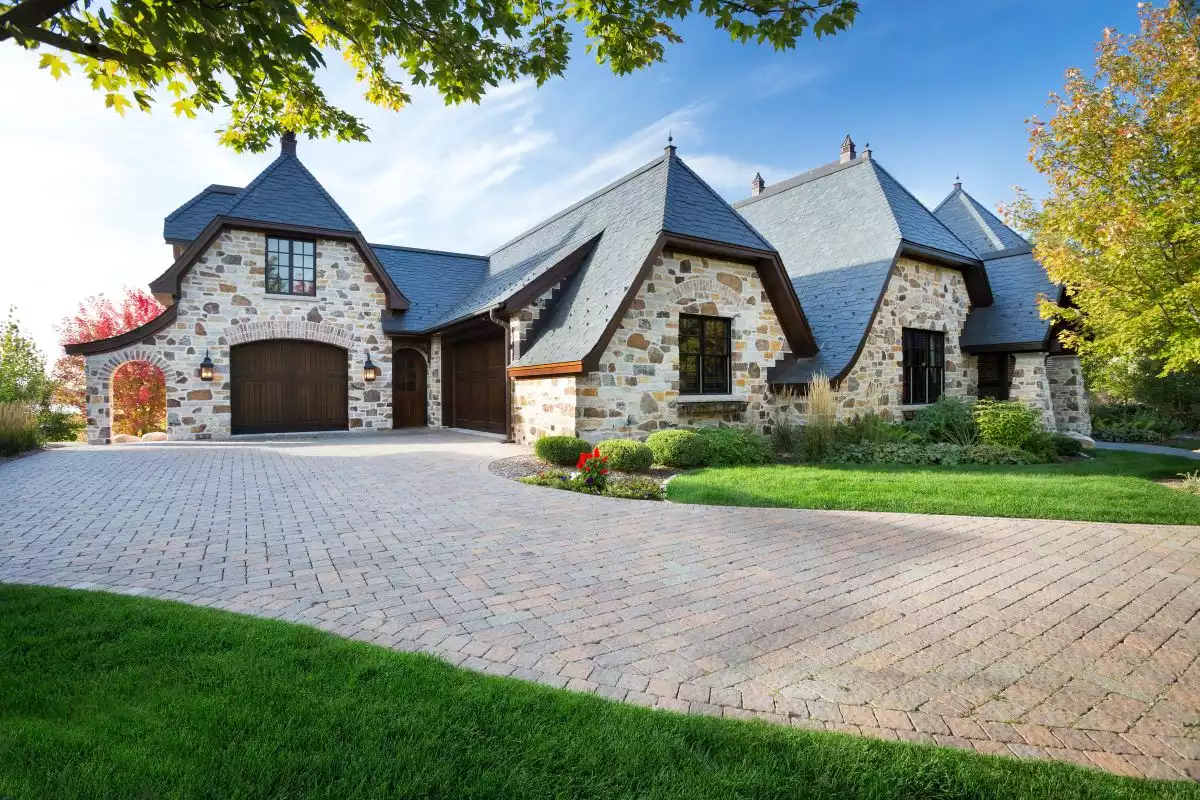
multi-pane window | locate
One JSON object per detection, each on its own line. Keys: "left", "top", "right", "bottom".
{"left": 265, "top": 237, "right": 316, "bottom": 295}
{"left": 977, "top": 352, "right": 1015, "bottom": 401}
{"left": 679, "top": 314, "right": 731, "bottom": 395}
{"left": 902, "top": 328, "right": 945, "bottom": 404}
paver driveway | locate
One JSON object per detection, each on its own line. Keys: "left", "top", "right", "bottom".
{"left": 2, "top": 432, "right": 1199, "bottom": 781}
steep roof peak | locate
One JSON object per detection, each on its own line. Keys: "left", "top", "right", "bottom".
{"left": 932, "top": 184, "right": 1028, "bottom": 257}
{"left": 222, "top": 141, "right": 360, "bottom": 233}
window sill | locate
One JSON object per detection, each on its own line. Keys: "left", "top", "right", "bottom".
{"left": 898, "top": 403, "right": 933, "bottom": 412}
{"left": 265, "top": 293, "right": 321, "bottom": 302}
{"left": 677, "top": 394, "right": 748, "bottom": 405}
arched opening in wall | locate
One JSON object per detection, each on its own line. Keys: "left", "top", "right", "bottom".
{"left": 393, "top": 348, "right": 427, "bottom": 428}
{"left": 230, "top": 340, "right": 348, "bottom": 434}
{"left": 110, "top": 361, "right": 167, "bottom": 439}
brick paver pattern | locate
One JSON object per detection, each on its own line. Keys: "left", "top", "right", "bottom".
{"left": 2, "top": 432, "right": 1199, "bottom": 781}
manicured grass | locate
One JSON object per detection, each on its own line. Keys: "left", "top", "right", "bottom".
{"left": 2, "top": 586, "right": 1194, "bottom": 799}
{"left": 667, "top": 451, "right": 1200, "bottom": 524}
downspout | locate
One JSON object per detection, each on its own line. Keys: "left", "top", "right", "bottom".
{"left": 487, "top": 306, "right": 514, "bottom": 443}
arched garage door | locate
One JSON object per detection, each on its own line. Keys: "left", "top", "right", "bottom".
{"left": 231, "top": 340, "right": 348, "bottom": 434}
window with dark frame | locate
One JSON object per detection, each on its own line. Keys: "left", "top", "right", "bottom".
{"left": 265, "top": 237, "right": 317, "bottom": 296}
{"left": 977, "top": 352, "right": 1015, "bottom": 401}
{"left": 679, "top": 314, "right": 731, "bottom": 395}
{"left": 901, "top": 328, "right": 945, "bottom": 405}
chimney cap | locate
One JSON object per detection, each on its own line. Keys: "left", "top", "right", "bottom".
{"left": 281, "top": 131, "right": 297, "bottom": 155}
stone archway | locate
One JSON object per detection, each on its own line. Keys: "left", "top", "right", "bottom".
{"left": 85, "top": 345, "right": 185, "bottom": 445}
{"left": 223, "top": 319, "right": 356, "bottom": 349}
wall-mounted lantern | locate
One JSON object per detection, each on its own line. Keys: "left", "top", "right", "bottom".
{"left": 363, "top": 352, "right": 379, "bottom": 382}
{"left": 199, "top": 351, "right": 215, "bottom": 382}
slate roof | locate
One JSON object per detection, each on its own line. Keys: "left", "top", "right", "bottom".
{"left": 370, "top": 245, "right": 490, "bottom": 332}
{"left": 735, "top": 156, "right": 979, "bottom": 383}
{"left": 163, "top": 185, "right": 240, "bottom": 243}
{"left": 933, "top": 187, "right": 1058, "bottom": 348}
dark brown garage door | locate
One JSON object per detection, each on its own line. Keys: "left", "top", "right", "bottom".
{"left": 450, "top": 334, "right": 505, "bottom": 434}
{"left": 230, "top": 340, "right": 348, "bottom": 434}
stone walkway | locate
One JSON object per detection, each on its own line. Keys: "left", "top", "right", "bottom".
{"left": 2, "top": 432, "right": 1199, "bottom": 781}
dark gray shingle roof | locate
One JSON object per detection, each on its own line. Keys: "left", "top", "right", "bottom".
{"left": 933, "top": 187, "right": 1057, "bottom": 348}
{"left": 736, "top": 156, "right": 972, "bottom": 382}
{"left": 371, "top": 245, "right": 490, "bottom": 332}
{"left": 163, "top": 185, "right": 240, "bottom": 242}
{"left": 224, "top": 153, "right": 360, "bottom": 232}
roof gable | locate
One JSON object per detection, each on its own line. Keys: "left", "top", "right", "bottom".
{"left": 933, "top": 187, "right": 1029, "bottom": 257}
{"left": 663, "top": 155, "right": 773, "bottom": 251}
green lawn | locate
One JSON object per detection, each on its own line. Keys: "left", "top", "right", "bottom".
{"left": 2, "top": 586, "right": 1194, "bottom": 799}
{"left": 1164, "top": 436, "right": 1200, "bottom": 452}
{"left": 667, "top": 451, "right": 1200, "bottom": 524}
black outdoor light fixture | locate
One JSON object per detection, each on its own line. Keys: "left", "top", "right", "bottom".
{"left": 199, "top": 350, "right": 215, "bottom": 382}
{"left": 363, "top": 352, "right": 379, "bottom": 382}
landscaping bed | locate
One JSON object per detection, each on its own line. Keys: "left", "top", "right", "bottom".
{"left": 2, "top": 584, "right": 1194, "bottom": 800}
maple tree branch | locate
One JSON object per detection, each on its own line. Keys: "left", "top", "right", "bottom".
{"left": 0, "top": 0, "right": 76, "bottom": 40}
{"left": 12, "top": 24, "right": 151, "bottom": 65}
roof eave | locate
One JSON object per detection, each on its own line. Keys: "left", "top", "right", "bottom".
{"left": 898, "top": 239, "right": 993, "bottom": 307}
{"left": 63, "top": 306, "right": 179, "bottom": 356}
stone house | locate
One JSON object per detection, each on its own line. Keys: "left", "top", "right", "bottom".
{"left": 68, "top": 133, "right": 1089, "bottom": 445}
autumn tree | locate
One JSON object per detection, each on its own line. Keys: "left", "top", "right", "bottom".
{"left": 1007, "top": 1, "right": 1200, "bottom": 389}
{"left": 56, "top": 288, "right": 167, "bottom": 436}
{"left": 0, "top": 0, "right": 857, "bottom": 152}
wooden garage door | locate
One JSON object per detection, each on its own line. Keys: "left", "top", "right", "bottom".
{"left": 230, "top": 340, "right": 348, "bottom": 434}
{"left": 451, "top": 334, "right": 505, "bottom": 434}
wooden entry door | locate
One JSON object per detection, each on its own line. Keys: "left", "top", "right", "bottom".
{"left": 451, "top": 334, "right": 505, "bottom": 434}
{"left": 392, "top": 349, "right": 426, "bottom": 428}
{"left": 230, "top": 340, "right": 348, "bottom": 434}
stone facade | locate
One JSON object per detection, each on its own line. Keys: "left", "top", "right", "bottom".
{"left": 82, "top": 228, "right": 391, "bottom": 443}
{"left": 512, "top": 377, "right": 578, "bottom": 445}
{"left": 832, "top": 257, "right": 976, "bottom": 420}
{"left": 427, "top": 334, "right": 444, "bottom": 428}
{"left": 571, "top": 249, "right": 789, "bottom": 441}
{"left": 1046, "top": 354, "right": 1090, "bottom": 434}
{"left": 1008, "top": 352, "right": 1056, "bottom": 429}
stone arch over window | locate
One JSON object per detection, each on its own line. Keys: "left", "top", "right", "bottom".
{"left": 223, "top": 319, "right": 356, "bottom": 349}
{"left": 392, "top": 343, "right": 430, "bottom": 364}
{"left": 663, "top": 278, "right": 748, "bottom": 312}
{"left": 85, "top": 345, "right": 186, "bottom": 445}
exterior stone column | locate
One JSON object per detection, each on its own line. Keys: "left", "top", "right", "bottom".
{"left": 427, "top": 335, "right": 443, "bottom": 428}
{"left": 1009, "top": 352, "right": 1056, "bottom": 430}
{"left": 1046, "top": 354, "right": 1091, "bottom": 434}
{"left": 84, "top": 345, "right": 185, "bottom": 445}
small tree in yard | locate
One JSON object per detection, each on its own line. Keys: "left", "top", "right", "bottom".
{"left": 56, "top": 288, "right": 167, "bottom": 436}
{"left": 1007, "top": 1, "right": 1200, "bottom": 384}
{"left": 0, "top": 0, "right": 858, "bottom": 152}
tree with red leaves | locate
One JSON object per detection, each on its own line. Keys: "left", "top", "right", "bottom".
{"left": 56, "top": 288, "right": 167, "bottom": 436}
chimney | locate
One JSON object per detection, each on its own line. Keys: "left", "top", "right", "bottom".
{"left": 953, "top": 174, "right": 962, "bottom": 190}
{"left": 664, "top": 131, "right": 676, "bottom": 157}
{"left": 750, "top": 172, "right": 766, "bottom": 196}
{"left": 839, "top": 134, "right": 856, "bottom": 164}
{"left": 281, "top": 131, "right": 297, "bottom": 156}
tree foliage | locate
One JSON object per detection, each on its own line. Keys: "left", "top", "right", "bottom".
{"left": 0, "top": 0, "right": 857, "bottom": 151}
{"left": 0, "top": 309, "right": 50, "bottom": 408}
{"left": 1006, "top": 1, "right": 1200, "bottom": 378}
{"left": 56, "top": 287, "right": 166, "bottom": 436}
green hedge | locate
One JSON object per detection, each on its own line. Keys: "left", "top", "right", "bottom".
{"left": 828, "top": 442, "right": 1037, "bottom": 466}
{"left": 534, "top": 436, "right": 591, "bottom": 466}
{"left": 695, "top": 426, "right": 773, "bottom": 466}
{"left": 646, "top": 429, "right": 710, "bottom": 468}
{"left": 596, "top": 439, "right": 654, "bottom": 472}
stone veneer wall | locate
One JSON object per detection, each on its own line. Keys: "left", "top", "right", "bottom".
{"left": 832, "top": 257, "right": 976, "bottom": 421}
{"left": 83, "top": 228, "right": 391, "bottom": 444}
{"left": 426, "top": 334, "right": 443, "bottom": 428}
{"left": 512, "top": 377, "right": 578, "bottom": 445}
{"left": 571, "top": 249, "right": 789, "bottom": 440}
{"left": 1046, "top": 354, "right": 1090, "bottom": 434}
{"left": 1009, "top": 352, "right": 1056, "bottom": 430}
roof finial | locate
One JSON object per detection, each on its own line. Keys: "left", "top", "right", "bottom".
{"left": 665, "top": 130, "right": 676, "bottom": 156}
{"left": 751, "top": 171, "right": 766, "bottom": 197}
{"left": 862, "top": 141, "right": 872, "bottom": 160}
{"left": 839, "top": 134, "right": 856, "bottom": 164}
{"left": 954, "top": 174, "right": 962, "bottom": 190}
{"left": 281, "top": 131, "right": 297, "bottom": 156}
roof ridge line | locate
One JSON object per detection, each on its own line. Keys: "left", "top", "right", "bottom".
{"left": 665, "top": 153, "right": 774, "bottom": 252}
{"left": 369, "top": 242, "right": 489, "bottom": 260}
{"left": 487, "top": 153, "right": 668, "bottom": 257}
{"left": 164, "top": 186, "right": 233, "bottom": 224}
{"left": 732, "top": 156, "right": 866, "bottom": 208}
{"left": 868, "top": 159, "right": 976, "bottom": 257}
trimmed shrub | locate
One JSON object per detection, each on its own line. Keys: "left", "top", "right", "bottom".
{"left": 695, "top": 426, "right": 773, "bottom": 466}
{"left": 907, "top": 397, "right": 978, "bottom": 445}
{"left": 534, "top": 435, "right": 591, "bottom": 466}
{"left": 596, "top": 439, "right": 654, "bottom": 473}
{"left": 828, "top": 441, "right": 1036, "bottom": 466}
{"left": 646, "top": 429, "right": 710, "bottom": 468}
{"left": 973, "top": 399, "right": 1042, "bottom": 448}
{"left": 604, "top": 476, "right": 665, "bottom": 500}
{"left": 1091, "top": 424, "right": 1166, "bottom": 443}
{"left": 803, "top": 373, "right": 837, "bottom": 462}
{"left": 0, "top": 402, "right": 40, "bottom": 456}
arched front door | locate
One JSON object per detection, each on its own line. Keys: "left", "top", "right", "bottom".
{"left": 230, "top": 340, "right": 348, "bottom": 434}
{"left": 393, "top": 349, "right": 427, "bottom": 428}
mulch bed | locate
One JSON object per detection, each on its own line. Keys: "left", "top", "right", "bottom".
{"left": 488, "top": 454, "right": 682, "bottom": 482}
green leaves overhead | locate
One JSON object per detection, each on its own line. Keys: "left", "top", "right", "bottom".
{"left": 0, "top": 0, "right": 857, "bottom": 151}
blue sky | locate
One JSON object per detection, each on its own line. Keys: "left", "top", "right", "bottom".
{"left": 0, "top": 0, "right": 1138, "bottom": 358}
